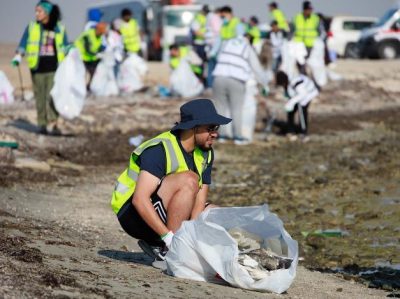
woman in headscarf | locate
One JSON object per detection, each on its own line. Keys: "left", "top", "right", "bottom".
{"left": 12, "top": 1, "right": 69, "bottom": 135}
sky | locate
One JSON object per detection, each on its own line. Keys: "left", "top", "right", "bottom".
{"left": 0, "top": 0, "right": 398, "bottom": 43}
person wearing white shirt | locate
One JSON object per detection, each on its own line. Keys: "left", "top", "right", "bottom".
{"left": 275, "top": 70, "right": 319, "bottom": 135}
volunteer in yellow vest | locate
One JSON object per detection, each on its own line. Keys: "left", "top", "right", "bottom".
{"left": 293, "top": 1, "right": 320, "bottom": 74}
{"left": 294, "top": 1, "right": 320, "bottom": 52}
{"left": 111, "top": 99, "right": 231, "bottom": 269}
{"left": 75, "top": 22, "right": 107, "bottom": 90}
{"left": 268, "top": 2, "right": 289, "bottom": 32}
{"left": 12, "top": 0, "right": 69, "bottom": 135}
{"left": 247, "top": 16, "right": 262, "bottom": 53}
{"left": 169, "top": 44, "right": 203, "bottom": 81}
{"left": 120, "top": 8, "right": 141, "bottom": 54}
{"left": 190, "top": 5, "right": 210, "bottom": 79}
{"left": 219, "top": 6, "right": 241, "bottom": 40}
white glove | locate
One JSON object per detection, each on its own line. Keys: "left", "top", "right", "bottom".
{"left": 161, "top": 231, "right": 174, "bottom": 249}
{"left": 12, "top": 54, "right": 22, "bottom": 66}
{"left": 95, "top": 52, "right": 105, "bottom": 59}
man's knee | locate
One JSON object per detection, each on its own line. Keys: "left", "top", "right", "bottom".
{"left": 179, "top": 171, "right": 200, "bottom": 194}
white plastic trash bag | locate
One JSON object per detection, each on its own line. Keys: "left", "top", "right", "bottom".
{"left": 242, "top": 79, "right": 258, "bottom": 142}
{"left": 0, "top": 70, "right": 14, "bottom": 104}
{"left": 280, "top": 41, "right": 307, "bottom": 80}
{"left": 50, "top": 49, "right": 86, "bottom": 119}
{"left": 307, "top": 39, "right": 328, "bottom": 87}
{"left": 170, "top": 59, "right": 203, "bottom": 98}
{"left": 90, "top": 52, "right": 119, "bottom": 96}
{"left": 166, "top": 205, "right": 298, "bottom": 294}
{"left": 118, "top": 53, "right": 148, "bottom": 94}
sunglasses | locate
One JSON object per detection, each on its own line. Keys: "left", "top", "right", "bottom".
{"left": 206, "top": 125, "right": 220, "bottom": 133}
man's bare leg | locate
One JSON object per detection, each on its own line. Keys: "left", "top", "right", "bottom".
{"left": 157, "top": 171, "right": 199, "bottom": 232}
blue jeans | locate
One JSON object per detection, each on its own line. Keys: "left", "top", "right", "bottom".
{"left": 207, "top": 57, "right": 217, "bottom": 88}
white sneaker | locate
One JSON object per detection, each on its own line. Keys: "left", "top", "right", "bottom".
{"left": 152, "top": 247, "right": 168, "bottom": 271}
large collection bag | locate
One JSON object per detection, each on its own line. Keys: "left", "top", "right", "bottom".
{"left": 166, "top": 205, "right": 298, "bottom": 294}
{"left": 50, "top": 49, "right": 86, "bottom": 119}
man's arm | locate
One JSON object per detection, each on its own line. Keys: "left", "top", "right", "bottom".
{"left": 190, "top": 184, "right": 209, "bottom": 219}
{"left": 132, "top": 170, "right": 170, "bottom": 237}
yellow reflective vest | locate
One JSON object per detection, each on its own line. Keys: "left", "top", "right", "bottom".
{"left": 220, "top": 17, "right": 240, "bottom": 40}
{"left": 193, "top": 13, "right": 207, "bottom": 44}
{"left": 247, "top": 26, "right": 261, "bottom": 45}
{"left": 120, "top": 19, "right": 141, "bottom": 53}
{"left": 294, "top": 13, "right": 320, "bottom": 48}
{"left": 74, "top": 28, "right": 103, "bottom": 62}
{"left": 170, "top": 46, "right": 202, "bottom": 75}
{"left": 271, "top": 9, "right": 289, "bottom": 32}
{"left": 111, "top": 131, "right": 212, "bottom": 215}
{"left": 26, "top": 21, "right": 66, "bottom": 70}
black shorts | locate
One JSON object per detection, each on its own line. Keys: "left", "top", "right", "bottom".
{"left": 117, "top": 184, "right": 167, "bottom": 247}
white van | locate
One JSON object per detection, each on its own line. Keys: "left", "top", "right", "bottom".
{"left": 358, "top": 8, "right": 400, "bottom": 59}
{"left": 327, "top": 16, "right": 376, "bottom": 58}
{"left": 161, "top": 5, "right": 202, "bottom": 62}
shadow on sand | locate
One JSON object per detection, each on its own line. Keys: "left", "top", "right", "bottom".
{"left": 97, "top": 249, "right": 152, "bottom": 266}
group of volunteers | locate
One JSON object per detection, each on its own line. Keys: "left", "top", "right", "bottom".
{"left": 10, "top": 0, "right": 324, "bottom": 269}
{"left": 12, "top": 1, "right": 142, "bottom": 135}
{"left": 169, "top": 1, "right": 322, "bottom": 144}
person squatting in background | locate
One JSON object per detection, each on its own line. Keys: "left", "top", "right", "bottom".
{"left": 12, "top": 0, "right": 69, "bottom": 135}
{"left": 75, "top": 22, "right": 108, "bottom": 91}
{"left": 275, "top": 70, "right": 319, "bottom": 136}
{"left": 169, "top": 44, "right": 203, "bottom": 82}
{"left": 212, "top": 24, "right": 269, "bottom": 145}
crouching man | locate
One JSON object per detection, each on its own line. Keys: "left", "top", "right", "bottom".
{"left": 111, "top": 99, "right": 231, "bottom": 269}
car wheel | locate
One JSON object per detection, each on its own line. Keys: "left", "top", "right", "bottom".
{"left": 378, "top": 42, "right": 399, "bottom": 59}
{"left": 344, "top": 43, "right": 360, "bottom": 59}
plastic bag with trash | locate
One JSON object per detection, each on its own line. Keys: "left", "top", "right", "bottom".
{"left": 307, "top": 39, "right": 328, "bottom": 87}
{"left": 50, "top": 48, "right": 86, "bottom": 119}
{"left": 90, "top": 51, "right": 119, "bottom": 96}
{"left": 166, "top": 205, "right": 298, "bottom": 294}
{"left": 170, "top": 59, "right": 203, "bottom": 98}
{"left": 0, "top": 70, "right": 14, "bottom": 105}
{"left": 118, "top": 53, "right": 148, "bottom": 94}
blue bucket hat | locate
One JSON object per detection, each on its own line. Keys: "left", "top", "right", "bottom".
{"left": 171, "top": 99, "right": 231, "bottom": 131}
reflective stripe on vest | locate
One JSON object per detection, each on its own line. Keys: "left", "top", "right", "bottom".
{"left": 213, "top": 38, "right": 252, "bottom": 82}
{"left": 120, "top": 19, "right": 141, "bottom": 53}
{"left": 220, "top": 17, "right": 240, "bottom": 40}
{"left": 26, "top": 21, "right": 66, "bottom": 70}
{"left": 272, "top": 9, "right": 289, "bottom": 31}
{"left": 74, "top": 28, "right": 103, "bottom": 62}
{"left": 294, "top": 13, "right": 319, "bottom": 48}
{"left": 110, "top": 131, "right": 212, "bottom": 215}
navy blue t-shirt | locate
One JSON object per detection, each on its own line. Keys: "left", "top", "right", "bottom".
{"left": 136, "top": 135, "right": 213, "bottom": 185}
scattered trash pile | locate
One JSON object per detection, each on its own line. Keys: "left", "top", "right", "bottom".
{"left": 166, "top": 205, "right": 298, "bottom": 294}
{"left": 229, "top": 228, "right": 293, "bottom": 280}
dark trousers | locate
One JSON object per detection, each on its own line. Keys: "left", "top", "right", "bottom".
{"left": 84, "top": 60, "right": 100, "bottom": 91}
{"left": 287, "top": 103, "right": 310, "bottom": 134}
